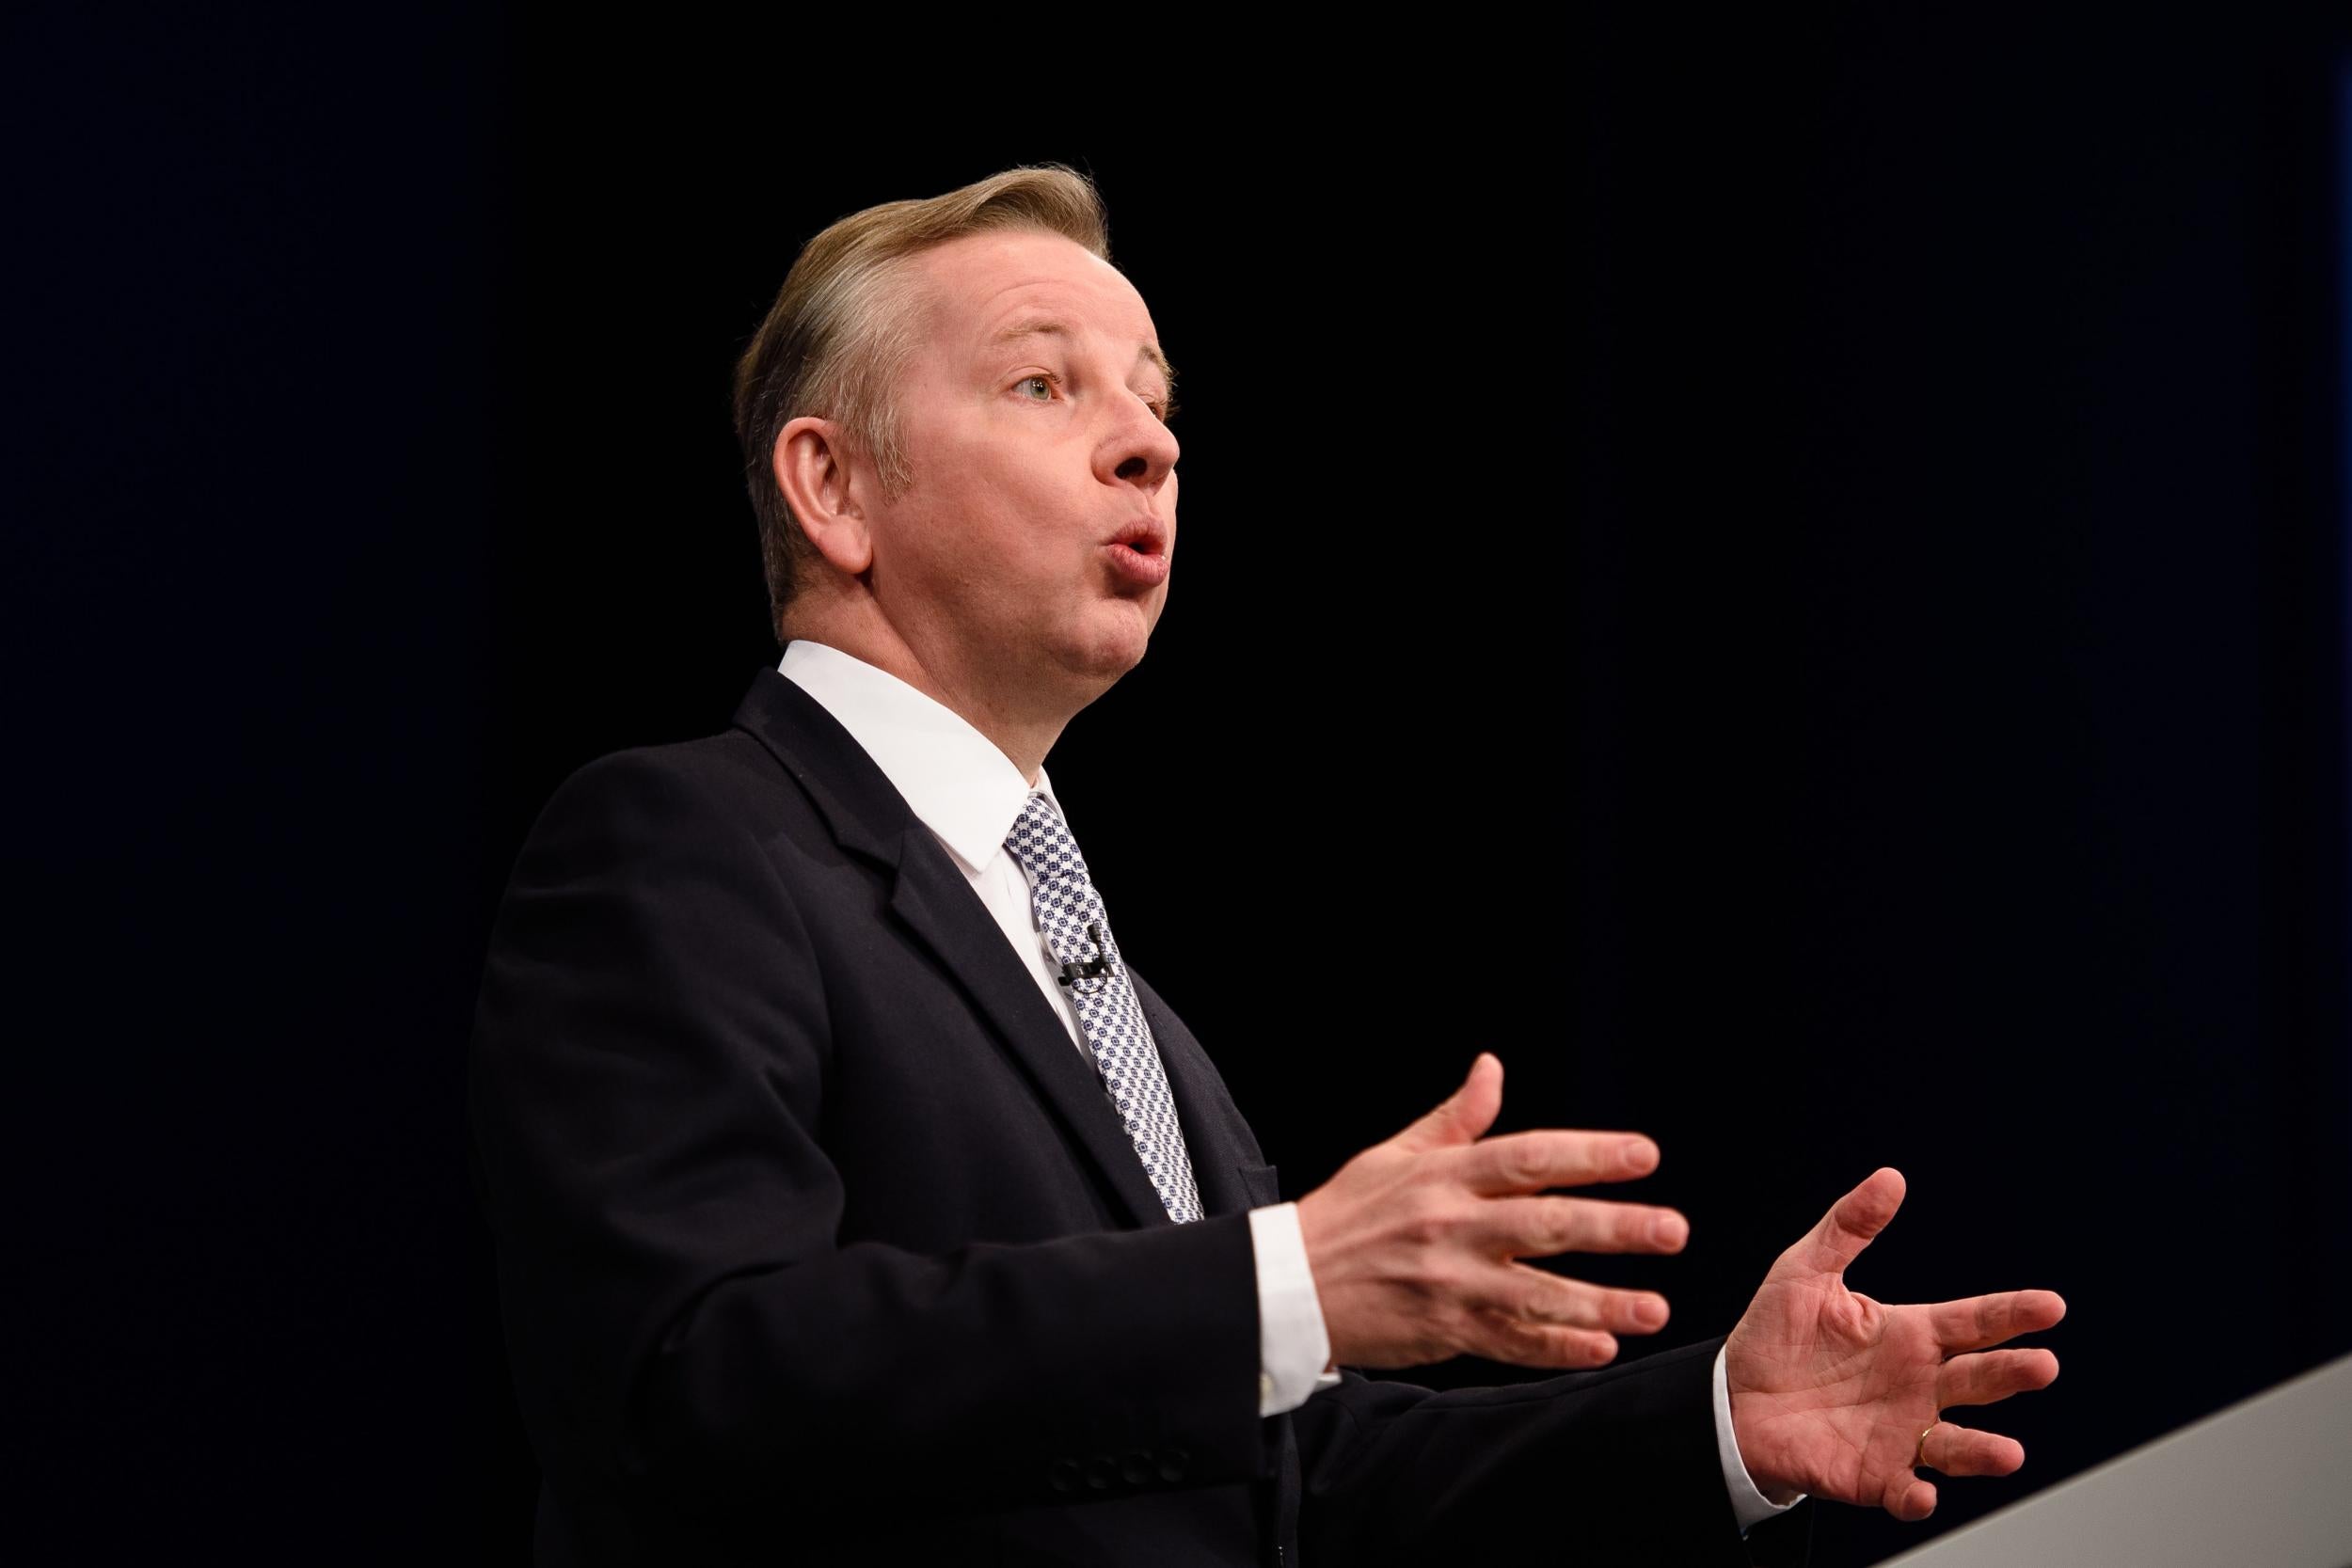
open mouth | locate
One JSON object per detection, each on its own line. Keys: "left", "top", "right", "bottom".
{"left": 1103, "top": 536, "right": 1170, "bottom": 583}
{"left": 1110, "top": 516, "right": 1167, "bottom": 556}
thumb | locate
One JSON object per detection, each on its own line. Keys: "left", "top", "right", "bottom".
{"left": 1395, "top": 1052, "right": 1504, "bottom": 1151}
{"left": 1788, "top": 1166, "right": 1906, "bottom": 1276}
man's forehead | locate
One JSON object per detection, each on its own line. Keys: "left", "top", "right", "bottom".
{"left": 914, "top": 232, "right": 1158, "bottom": 349}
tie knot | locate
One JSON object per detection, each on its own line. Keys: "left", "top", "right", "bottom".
{"left": 1004, "top": 791, "right": 1089, "bottom": 883}
{"left": 1007, "top": 799, "right": 1087, "bottom": 883}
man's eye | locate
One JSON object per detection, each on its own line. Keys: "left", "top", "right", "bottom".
{"left": 1014, "top": 373, "right": 1173, "bottom": 423}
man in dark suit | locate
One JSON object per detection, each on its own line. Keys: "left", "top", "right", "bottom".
{"left": 467, "top": 165, "right": 2064, "bottom": 1565}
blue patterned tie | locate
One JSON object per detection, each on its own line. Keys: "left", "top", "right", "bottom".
{"left": 1005, "top": 792, "right": 1203, "bottom": 1225}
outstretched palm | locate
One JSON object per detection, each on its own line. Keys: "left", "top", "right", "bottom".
{"left": 1724, "top": 1168, "right": 2065, "bottom": 1521}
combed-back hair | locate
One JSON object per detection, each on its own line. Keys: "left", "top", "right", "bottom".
{"left": 730, "top": 165, "right": 1113, "bottom": 642}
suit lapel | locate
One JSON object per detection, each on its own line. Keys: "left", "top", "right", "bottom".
{"left": 1130, "top": 972, "right": 1252, "bottom": 1219}
{"left": 730, "top": 667, "right": 1180, "bottom": 1232}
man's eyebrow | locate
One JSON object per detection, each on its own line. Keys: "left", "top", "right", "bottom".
{"left": 986, "top": 317, "right": 1179, "bottom": 396}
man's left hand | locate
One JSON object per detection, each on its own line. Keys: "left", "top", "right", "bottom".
{"left": 1724, "top": 1167, "right": 2064, "bottom": 1521}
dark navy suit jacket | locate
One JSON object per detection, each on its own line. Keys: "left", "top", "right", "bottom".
{"left": 467, "top": 666, "right": 1815, "bottom": 1565}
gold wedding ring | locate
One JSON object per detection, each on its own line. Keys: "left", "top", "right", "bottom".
{"left": 1915, "top": 1423, "right": 1938, "bottom": 1469}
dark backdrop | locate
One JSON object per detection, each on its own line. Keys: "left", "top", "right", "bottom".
{"left": 12, "top": 10, "right": 2348, "bottom": 1565}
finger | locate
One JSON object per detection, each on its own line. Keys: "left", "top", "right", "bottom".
{"left": 1394, "top": 1053, "right": 1504, "bottom": 1152}
{"left": 1929, "top": 1289, "right": 2067, "bottom": 1353}
{"left": 1920, "top": 1422, "right": 2026, "bottom": 1479}
{"left": 1467, "top": 1304, "right": 1620, "bottom": 1369}
{"left": 1456, "top": 1129, "right": 1662, "bottom": 1196}
{"left": 1474, "top": 1194, "right": 1690, "bottom": 1258}
{"left": 1788, "top": 1167, "right": 1905, "bottom": 1275}
{"left": 1887, "top": 1476, "right": 1937, "bottom": 1521}
{"left": 1487, "top": 1259, "right": 1673, "bottom": 1336}
{"left": 1936, "top": 1347, "right": 2059, "bottom": 1410}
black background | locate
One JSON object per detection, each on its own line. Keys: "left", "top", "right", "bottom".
{"left": 11, "top": 9, "right": 2350, "bottom": 1564}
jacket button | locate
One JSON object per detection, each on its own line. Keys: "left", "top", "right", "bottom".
{"left": 1158, "top": 1446, "right": 1190, "bottom": 1482}
{"left": 1046, "top": 1458, "right": 1079, "bottom": 1493}
{"left": 1120, "top": 1449, "right": 1155, "bottom": 1485}
{"left": 1083, "top": 1453, "right": 1117, "bottom": 1490}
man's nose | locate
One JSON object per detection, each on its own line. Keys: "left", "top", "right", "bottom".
{"left": 1105, "top": 394, "right": 1179, "bottom": 491}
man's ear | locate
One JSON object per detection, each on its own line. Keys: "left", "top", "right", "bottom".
{"left": 772, "top": 415, "right": 873, "bottom": 577}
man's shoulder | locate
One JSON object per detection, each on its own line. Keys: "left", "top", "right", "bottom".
{"left": 522, "top": 720, "right": 819, "bottom": 862}
{"left": 548, "top": 724, "right": 776, "bottom": 810}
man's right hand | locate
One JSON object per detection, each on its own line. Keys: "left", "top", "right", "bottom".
{"left": 1294, "top": 1052, "right": 1687, "bottom": 1371}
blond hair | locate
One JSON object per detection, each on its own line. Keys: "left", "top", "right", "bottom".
{"left": 730, "top": 165, "right": 1113, "bottom": 642}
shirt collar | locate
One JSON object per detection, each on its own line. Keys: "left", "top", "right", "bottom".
{"left": 777, "top": 639, "right": 1067, "bottom": 876}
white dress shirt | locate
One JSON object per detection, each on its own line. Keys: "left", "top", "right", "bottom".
{"left": 777, "top": 638, "right": 1799, "bottom": 1534}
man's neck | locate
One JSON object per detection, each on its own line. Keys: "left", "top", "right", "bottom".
{"left": 782, "top": 611, "right": 1064, "bottom": 786}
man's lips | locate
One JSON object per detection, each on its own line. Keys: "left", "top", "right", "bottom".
{"left": 1107, "top": 515, "right": 1169, "bottom": 555}
{"left": 1103, "top": 538, "right": 1170, "bottom": 585}
{"left": 1103, "top": 515, "right": 1170, "bottom": 586}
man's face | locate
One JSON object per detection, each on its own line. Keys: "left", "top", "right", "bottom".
{"left": 861, "top": 229, "right": 1180, "bottom": 710}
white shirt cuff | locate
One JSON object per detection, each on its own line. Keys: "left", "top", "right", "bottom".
{"left": 1714, "top": 1340, "right": 1804, "bottom": 1532}
{"left": 1249, "top": 1201, "right": 1341, "bottom": 1416}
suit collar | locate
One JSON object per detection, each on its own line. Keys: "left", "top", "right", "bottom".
{"left": 773, "top": 638, "right": 1069, "bottom": 876}
{"left": 726, "top": 661, "right": 906, "bottom": 866}
{"left": 728, "top": 664, "right": 1248, "bottom": 1227}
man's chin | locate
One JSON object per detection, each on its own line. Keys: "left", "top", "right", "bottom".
{"left": 1056, "top": 613, "right": 1154, "bottom": 695}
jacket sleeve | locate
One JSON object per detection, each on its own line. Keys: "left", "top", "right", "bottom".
{"left": 1285, "top": 1336, "right": 1813, "bottom": 1566}
{"left": 465, "top": 750, "right": 1270, "bottom": 1534}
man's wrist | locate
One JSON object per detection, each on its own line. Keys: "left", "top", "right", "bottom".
{"left": 1250, "top": 1202, "right": 1337, "bottom": 1415}
{"left": 1713, "top": 1342, "right": 1805, "bottom": 1531}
